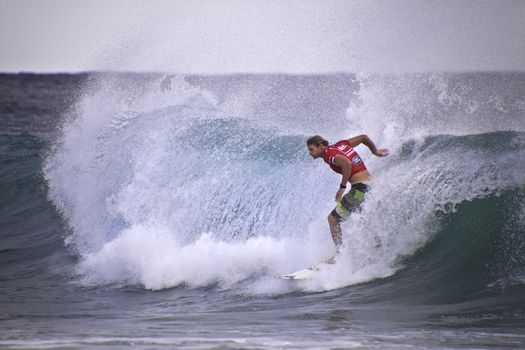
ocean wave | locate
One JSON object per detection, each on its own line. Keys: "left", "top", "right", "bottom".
{"left": 3, "top": 72, "right": 523, "bottom": 299}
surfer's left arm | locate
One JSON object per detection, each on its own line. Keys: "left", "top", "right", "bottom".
{"left": 333, "top": 155, "right": 352, "bottom": 202}
{"left": 347, "top": 134, "right": 389, "bottom": 157}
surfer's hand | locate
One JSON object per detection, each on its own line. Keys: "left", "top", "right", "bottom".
{"left": 374, "top": 148, "right": 389, "bottom": 157}
{"left": 335, "top": 188, "right": 345, "bottom": 202}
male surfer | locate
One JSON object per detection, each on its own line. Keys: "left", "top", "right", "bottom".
{"left": 306, "top": 135, "right": 389, "bottom": 261}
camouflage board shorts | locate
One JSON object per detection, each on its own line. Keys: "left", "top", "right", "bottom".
{"left": 331, "top": 183, "right": 369, "bottom": 222}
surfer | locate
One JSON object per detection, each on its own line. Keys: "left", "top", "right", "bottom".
{"left": 306, "top": 135, "right": 389, "bottom": 261}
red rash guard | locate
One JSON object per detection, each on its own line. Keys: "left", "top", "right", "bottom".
{"left": 322, "top": 140, "right": 367, "bottom": 178}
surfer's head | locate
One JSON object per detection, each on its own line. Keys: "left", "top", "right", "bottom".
{"left": 307, "top": 135, "right": 328, "bottom": 159}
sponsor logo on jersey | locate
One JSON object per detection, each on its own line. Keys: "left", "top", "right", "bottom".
{"left": 352, "top": 155, "right": 362, "bottom": 164}
{"left": 335, "top": 144, "right": 354, "bottom": 157}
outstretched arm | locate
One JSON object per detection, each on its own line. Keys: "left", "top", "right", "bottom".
{"left": 347, "top": 134, "right": 389, "bottom": 157}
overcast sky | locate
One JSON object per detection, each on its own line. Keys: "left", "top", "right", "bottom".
{"left": 1, "top": 0, "right": 524, "bottom": 73}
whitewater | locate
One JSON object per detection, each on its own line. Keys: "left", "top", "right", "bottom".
{"left": 1, "top": 72, "right": 525, "bottom": 349}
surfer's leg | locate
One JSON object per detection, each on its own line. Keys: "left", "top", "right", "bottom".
{"left": 327, "top": 213, "right": 343, "bottom": 249}
{"left": 328, "top": 183, "right": 369, "bottom": 250}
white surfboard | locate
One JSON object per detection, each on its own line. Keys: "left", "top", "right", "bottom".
{"left": 281, "top": 263, "right": 331, "bottom": 280}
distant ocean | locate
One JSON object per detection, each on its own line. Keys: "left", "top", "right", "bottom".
{"left": 1, "top": 72, "right": 524, "bottom": 349}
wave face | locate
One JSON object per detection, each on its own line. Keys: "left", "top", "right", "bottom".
{"left": 39, "top": 72, "right": 525, "bottom": 298}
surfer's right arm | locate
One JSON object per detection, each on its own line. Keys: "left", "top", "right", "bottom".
{"left": 333, "top": 155, "right": 352, "bottom": 202}
{"left": 347, "top": 134, "right": 389, "bottom": 157}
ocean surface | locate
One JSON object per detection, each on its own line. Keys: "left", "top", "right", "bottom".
{"left": 1, "top": 72, "right": 525, "bottom": 349}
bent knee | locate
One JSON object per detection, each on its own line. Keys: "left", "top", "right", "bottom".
{"left": 327, "top": 213, "right": 338, "bottom": 224}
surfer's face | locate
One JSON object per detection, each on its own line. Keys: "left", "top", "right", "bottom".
{"left": 308, "top": 144, "right": 324, "bottom": 159}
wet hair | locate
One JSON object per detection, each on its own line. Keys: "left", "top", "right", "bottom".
{"left": 306, "top": 135, "right": 329, "bottom": 147}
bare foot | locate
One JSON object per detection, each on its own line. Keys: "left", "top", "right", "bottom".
{"left": 323, "top": 257, "right": 336, "bottom": 264}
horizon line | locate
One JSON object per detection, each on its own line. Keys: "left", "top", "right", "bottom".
{"left": 2, "top": 68, "right": 525, "bottom": 76}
